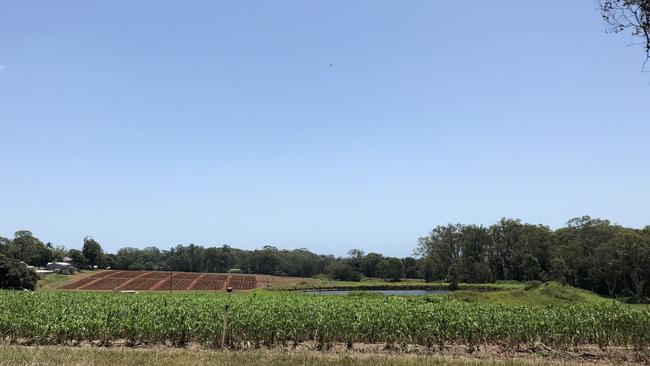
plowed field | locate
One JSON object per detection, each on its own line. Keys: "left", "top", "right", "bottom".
{"left": 59, "top": 270, "right": 266, "bottom": 291}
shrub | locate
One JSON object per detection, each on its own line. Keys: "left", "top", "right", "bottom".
{"left": 325, "top": 262, "right": 361, "bottom": 282}
{"left": 0, "top": 253, "right": 38, "bottom": 290}
{"left": 524, "top": 280, "right": 543, "bottom": 291}
{"left": 375, "top": 258, "right": 404, "bottom": 281}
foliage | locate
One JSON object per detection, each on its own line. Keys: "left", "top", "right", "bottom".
{"left": 82, "top": 237, "right": 103, "bottom": 268}
{"left": 68, "top": 249, "right": 88, "bottom": 269}
{"left": 421, "top": 259, "right": 435, "bottom": 283}
{"left": 375, "top": 258, "right": 405, "bottom": 281}
{"left": 325, "top": 262, "right": 361, "bottom": 282}
{"left": 2, "top": 215, "right": 649, "bottom": 297}
{"left": 0, "top": 253, "right": 37, "bottom": 290}
{"left": 3, "top": 231, "right": 52, "bottom": 267}
{"left": 417, "top": 216, "right": 650, "bottom": 298}
{"left": 0, "top": 291, "right": 648, "bottom": 351}
{"left": 449, "top": 282, "right": 609, "bottom": 306}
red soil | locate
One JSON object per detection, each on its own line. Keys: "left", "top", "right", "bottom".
{"left": 59, "top": 270, "right": 284, "bottom": 291}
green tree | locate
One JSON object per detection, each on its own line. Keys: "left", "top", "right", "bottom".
{"left": 421, "top": 258, "right": 436, "bottom": 283}
{"left": 325, "top": 261, "right": 361, "bottom": 281}
{"left": 82, "top": 236, "right": 103, "bottom": 268}
{"left": 346, "top": 249, "right": 365, "bottom": 271}
{"left": 615, "top": 229, "right": 649, "bottom": 298}
{"left": 68, "top": 249, "right": 87, "bottom": 269}
{"left": 459, "top": 225, "right": 493, "bottom": 283}
{"left": 7, "top": 231, "right": 52, "bottom": 267}
{"left": 416, "top": 224, "right": 464, "bottom": 280}
{"left": 101, "top": 253, "right": 117, "bottom": 269}
{"left": 549, "top": 255, "right": 569, "bottom": 284}
{"left": 376, "top": 258, "right": 405, "bottom": 281}
{"left": 204, "top": 245, "right": 235, "bottom": 273}
{"left": 0, "top": 253, "right": 37, "bottom": 290}
{"left": 49, "top": 244, "right": 68, "bottom": 262}
{"left": 401, "top": 257, "right": 419, "bottom": 278}
{"left": 590, "top": 239, "right": 624, "bottom": 296}
{"left": 359, "top": 253, "right": 384, "bottom": 278}
{"left": 0, "top": 236, "right": 12, "bottom": 254}
{"left": 447, "top": 259, "right": 462, "bottom": 291}
{"left": 555, "top": 216, "right": 617, "bottom": 290}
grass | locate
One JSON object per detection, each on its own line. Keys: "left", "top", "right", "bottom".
{"left": 37, "top": 270, "right": 106, "bottom": 291}
{"left": 0, "top": 345, "right": 606, "bottom": 366}
{"left": 448, "top": 282, "right": 609, "bottom": 306}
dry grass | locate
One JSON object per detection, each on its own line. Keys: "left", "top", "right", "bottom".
{"left": 0, "top": 345, "right": 646, "bottom": 366}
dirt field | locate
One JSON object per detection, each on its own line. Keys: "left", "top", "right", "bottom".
{"left": 56, "top": 270, "right": 315, "bottom": 291}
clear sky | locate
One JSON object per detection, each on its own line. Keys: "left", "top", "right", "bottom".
{"left": 1, "top": 1, "right": 649, "bottom": 257}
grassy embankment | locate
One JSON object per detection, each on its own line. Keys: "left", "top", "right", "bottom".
{"left": 448, "top": 281, "right": 609, "bottom": 306}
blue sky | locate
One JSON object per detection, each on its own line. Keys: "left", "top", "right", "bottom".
{"left": 1, "top": 1, "right": 649, "bottom": 257}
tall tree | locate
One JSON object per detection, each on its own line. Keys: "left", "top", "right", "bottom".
{"left": 376, "top": 258, "right": 405, "bottom": 281}
{"left": 8, "top": 231, "right": 52, "bottom": 267}
{"left": 82, "top": 236, "right": 103, "bottom": 268}
{"left": 401, "top": 257, "right": 419, "bottom": 278}
{"left": 204, "top": 246, "right": 235, "bottom": 273}
{"left": 359, "top": 253, "right": 384, "bottom": 278}
{"left": 346, "top": 249, "right": 365, "bottom": 271}
{"left": 416, "top": 224, "right": 464, "bottom": 281}
{"left": 68, "top": 249, "right": 87, "bottom": 269}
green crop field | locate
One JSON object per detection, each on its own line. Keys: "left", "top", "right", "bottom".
{"left": 1, "top": 290, "right": 649, "bottom": 352}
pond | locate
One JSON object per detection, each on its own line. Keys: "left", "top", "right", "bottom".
{"left": 302, "top": 289, "right": 449, "bottom": 296}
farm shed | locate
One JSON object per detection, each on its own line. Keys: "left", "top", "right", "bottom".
{"left": 46, "top": 262, "right": 76, "bottom": 274}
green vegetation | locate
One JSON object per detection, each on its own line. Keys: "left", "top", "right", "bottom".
{"left": 0, "top": 253, "right": 37, "bottom": 291}
{"left": 0, "top": 231, "right": 57, "bottom": 268}
{"left": 1, "top": 290, "right": 649, "bottom": 351}
{"left": 3, "top": 216, "right": 649, "bottom": 302}
{"left": 448, "top": 282, "right": 609, "bottom": 306}
{"left": 417, "top": 217, "right": 650, "bottom": 301}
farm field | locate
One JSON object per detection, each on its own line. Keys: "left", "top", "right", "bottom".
{"left": 55, "top": 270, "right": 313, "bottom": 292}
{"left": 1, "top": 290, "right": 649, "bottom": 356}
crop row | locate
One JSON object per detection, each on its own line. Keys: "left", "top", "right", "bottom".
{"left": 0, "top": 291, "right": 648, "bottom": 351}
{"left": 60, "top": 271, "right": 260, "bottom": 291}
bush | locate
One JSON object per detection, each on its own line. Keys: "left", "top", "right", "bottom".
{"left": 60, "top": 266, "right": 78, "bottom": 275}
{"left": 0, "top": 253, "right": 38, "bottom": 290}
{"left": 375, "top": 258, "right": 404, "bottom": 281}
{"left": 524, "top": 280, "right": 543, "bottom": 291}
{"left": 325, "top": 262, "right": 361, "bottom": 282}
{"left": 624, "top": 295, "right": 650, "bottom": 304}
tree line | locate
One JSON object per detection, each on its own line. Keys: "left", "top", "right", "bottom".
{"left": 417, "top": 216, "right": 650, "bottom": 300}
{"left": 0, "top": 231, "right": 413, "bottom": 283}
{"left": 1, "top": 216, "right": 649, "bottom": 300}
